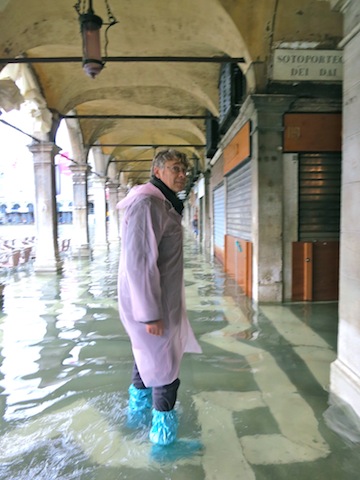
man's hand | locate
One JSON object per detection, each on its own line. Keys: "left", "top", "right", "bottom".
{"left": 146, "top": 319, "right": 164, "bottom": 336}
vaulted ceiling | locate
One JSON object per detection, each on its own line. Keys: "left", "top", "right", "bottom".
{"left": 0, "top": 0, "right": 342, "bottom": 185}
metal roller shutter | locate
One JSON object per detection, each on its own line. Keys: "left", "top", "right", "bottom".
{"left": 226, "top": 161, "right": 252, "bottom": 241}
{"left": 213, "top": 183, "right": 225, "bottom": 251}
{"left": 299, "top": 153, "right": 341, "bottom": 241}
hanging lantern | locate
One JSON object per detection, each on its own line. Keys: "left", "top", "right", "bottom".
{"left": 75, "top": 0, "right": 118, "bottom": 79}
{"left": 80, "top": 9, "right": 103, "bottom": 78}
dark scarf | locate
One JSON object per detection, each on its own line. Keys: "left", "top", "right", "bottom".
{"left": 150, "top": 176, "right": 184, "bottom": 216}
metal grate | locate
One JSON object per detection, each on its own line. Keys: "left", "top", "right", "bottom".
{"left": 299, "top": 153, "right": 341, "bottom": 241}
{"left": 226, "top": 161, "right": 252, "bottom": 241}
{"left": 213, "top": 183, "right": 225, "bottom": 249}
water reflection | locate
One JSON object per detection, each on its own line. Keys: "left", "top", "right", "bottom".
{"left": 0, "top": 238, "right": 360, "bottom": 479}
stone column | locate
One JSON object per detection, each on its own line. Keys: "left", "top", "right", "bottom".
{"left": 69, "top": 164, "right": 91, "bottom": 257}
{"left": 106, "top": 180, "right": 120, "bottom": 243}
{"left": 29, "top": 142, "right": 62, "bottom": 272}
{"left": 91, "top": 177, "right": 108, "bottom": 248}
{"left": 117, "top": 183, "right": 128, "bottom": 238}
{"left": 249, "top": 95, "right": 294, "bottom": 302}
{"left": 330, "top": 0, "right": 360, "bottom": 419}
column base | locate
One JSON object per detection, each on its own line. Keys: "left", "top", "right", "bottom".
{"left": 72, "top": 245, "right": 92, "bottom": 258}
{"left": 256, "top": 283, "right": 283, "bottom": 303}
{"left": 108, "top": 238, "right": 120, "bottom": 244}
{"left": 34, "top": 258, "right": 63, "bottom": 273}
{"left": 330, "top": 358, "right": 360, "bottom": 418}
{"left": 92, "top": 242, "right": 109, "bottom": 249}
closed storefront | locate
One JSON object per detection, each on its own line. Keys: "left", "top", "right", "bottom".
{"left": 284, "top": 113, "right": 342, "bottom": 301}
{"left": 226, "top": 160, "right": 252, "bottom": 241}
{"left": 213, "top": 183, "right": 225, "bottom": 264}
{"left": 223, "top": 121, "right": 252, "bottom": 296}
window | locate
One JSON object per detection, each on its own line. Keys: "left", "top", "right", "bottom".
{"left": 218, "top": 63, "right": 245, "bottom": 133}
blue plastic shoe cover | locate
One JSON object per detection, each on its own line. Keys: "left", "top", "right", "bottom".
{"left": 149, "top": 409, "right": 178, "bottom": 446}
{"left": 127, "top": 384, "right": 152, "bottom": 429}
{"left": 128, "top": 384, "right": 152, "bottom": 410}
{"left": 150, "top": 439, "right": 204, "bottom": 463}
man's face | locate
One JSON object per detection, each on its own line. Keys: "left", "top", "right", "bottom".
{"left": 153, "top": 160, "right": 188, "bottom": 193}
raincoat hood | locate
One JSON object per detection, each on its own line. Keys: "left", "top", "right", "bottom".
{"left": 117, "top": 183, "right": 165, "bottom": 210}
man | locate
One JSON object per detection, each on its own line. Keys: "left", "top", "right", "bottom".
{"left": 117, "top": 148, "right": 202, "bottom": 446}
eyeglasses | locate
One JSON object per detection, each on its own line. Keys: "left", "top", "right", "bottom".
{"left": 165, "top": 165, "right": 190, "bottom": 175}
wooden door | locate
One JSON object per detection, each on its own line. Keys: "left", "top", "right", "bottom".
{"left": 225, "top": 235, "right": 252, "bottom": 297}
{"left": 292, "top": 242, "right": 313, "bottom": 301}
{"left": 312, "top": 241, "right": 339, "bottom": 301}
{"left": 292, "top": 241, "right": 339, "bottom": 301}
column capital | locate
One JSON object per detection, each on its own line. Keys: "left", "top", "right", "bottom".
{"left": 118, "top": 184, "right": 128, "bottom": 195}
{"left": 28, "top": 142, "right": 60, "bottom": 165}
{"left": 91, "top": 176, "right": 107, "bottom": 188}
{"left": 106, "top": 180, "right": 120, "bottom": 191}
{"left": 250, "top": 94, "right": 296, "bottom": 113}
{"left": 69, "top": 164, "right": 90, "bottom": 185}
{"left": 69, "top": 163, "right": 90, "bottom": 174}
{"left": 28, "top": 141, "right": 59, "bottom": 153}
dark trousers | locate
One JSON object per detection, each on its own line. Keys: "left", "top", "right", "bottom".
{"left": 132, "top": 363, "right": 180, "bottom": 412}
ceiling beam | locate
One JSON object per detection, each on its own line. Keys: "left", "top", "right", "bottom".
{"left": 88, "top": 143, "right": 205, "bottom": 148}
{"left": 110, "top": 158, "right": 197, "bottom": 163}
{"left": 110, "top": 159, "right": 153, "bottom": 163}
{"left": 62, "top": 114, "right": 209, "bottom": 120}
{"left": 0, "top": 56, "right": 245, "bottom": 65}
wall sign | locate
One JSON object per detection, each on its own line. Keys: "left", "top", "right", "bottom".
{"left": 283, "top": 113, "right": 342, "bottom": 152}
{"left": 272, "top": 49, "right": 343, "bottom": 82}
{"left": 224, "top": 121, "right": 251, "bottom": 175}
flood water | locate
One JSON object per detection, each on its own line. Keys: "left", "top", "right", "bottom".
{"left": 1, "top": 229, "right": 360, "bottom": 479}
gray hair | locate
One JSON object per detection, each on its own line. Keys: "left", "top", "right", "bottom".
{"left": 151, "top": 148, "right": 189, "bottom": 175}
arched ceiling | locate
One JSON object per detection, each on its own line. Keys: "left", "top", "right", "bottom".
{"left": 0, "top": 0, "right": 342, "bottom": 185}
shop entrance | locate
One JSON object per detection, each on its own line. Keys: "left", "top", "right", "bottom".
{"left": 292, "top": 153, "right": 341, "bottom": 301}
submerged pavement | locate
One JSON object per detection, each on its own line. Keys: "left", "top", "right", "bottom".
{"left": 0, "top": 230, "right": 360, "bottom": 479}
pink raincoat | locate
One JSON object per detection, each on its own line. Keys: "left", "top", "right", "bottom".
{"left": 117, "top": 182, "right": 202, "bottom": 387}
